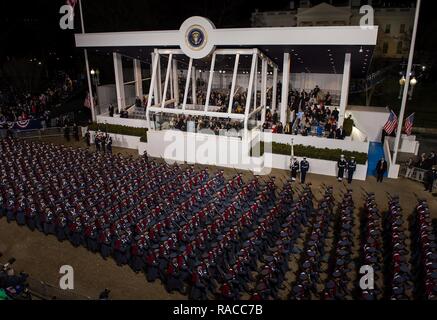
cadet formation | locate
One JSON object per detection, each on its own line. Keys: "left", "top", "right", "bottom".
{"left": 0, "top": 137, "right": 436, "bottom": 300}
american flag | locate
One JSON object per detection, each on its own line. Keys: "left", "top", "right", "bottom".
{"left": 404, "top": 113, "right": 415, "bottom": 136}
{"left": 383, "top": 110, "right": 398, "bottom": 135}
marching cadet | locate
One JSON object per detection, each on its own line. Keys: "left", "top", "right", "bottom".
{"left": 43, "top": 208, "right": 56, "bottom": 235}
{"left": 300, "top": 157, "right": 310, "bottom": 184}
{"left": 290, "top": 157, "right": 300, "bottom": 182}
{"left": 337, "top": 155, "right": 347, "bottom": 182}
{"left": 84, "top": 222, "right": 99, "bottom": 253}
{"left": 15, "top": 196, "right": 26, "bottom": 226}
{"left": 146, "top": 250, "right": 159, "bottom": 282}
{"left": 347, "top": 157, "right": 357, "bottom": 184}
{"left": 98, "top": 228, "right": 112, "bottom": 259}
{"left": 26, "top": 203, "right": 38, "bottom": 231}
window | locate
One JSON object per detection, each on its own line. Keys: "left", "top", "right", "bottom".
{"left": 397, "top": 41, "right": 403, "bottom": 54}
{"left": 383, "top": 42, "right": 389, "bottom": 54}
{"left": 400, "top": 24, "right": 406, "bottom": 34}
{"left": 385, "top": 24, "right": 391, "bottom": 34}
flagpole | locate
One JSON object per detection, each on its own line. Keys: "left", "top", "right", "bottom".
{"left": 392, "top": 0, "right": 421, "bottom": 165}
{"left": 79, "top": 0, "right": 96, "bottom": 122}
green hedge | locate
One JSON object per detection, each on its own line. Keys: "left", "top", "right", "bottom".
{"left": 88, "top": 123, "right": 147, "bottom": 142}
{"left": 252, "top": 142, "right": 367, "bottom": 165}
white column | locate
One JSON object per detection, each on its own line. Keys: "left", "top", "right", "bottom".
{"left": 393, "top": 0, "right": 421, "bottom": 165}
{"left": 191, "top": 66, "right": 197, "bottom": 105}
{"left": 272, "top": 67, "right": 278, "bottom": 112}
{"left": 146, "top": 52, "right": 159, "bottom": 128}
{"left": 205, "top": 53, "right": 216, "bottom": 111}
{"left": 156, "top": 53, "right": 162, "bottom": 104}
{"left": 244, "top": 53, "right": 257, "bottom": 133}
{"left": 84, "top": 49, "right": 96, "bottom": 121}
{"left": 172, "top": 59, "right": 179, "bottom": 106}
{"left": 169, "top": 64, "right": 174, "bottom": 100}
{"left": 133, "top": 59, "right": 143, "bottom": 99}
{"left": 151, "top": 52, "right": 159, "bottom": 106}
{"left": 338, "top": 53, "right": 351, "bottom": 126}
{"left": 182, "top": 58, "right": 193, "bottom": 110}
{"left": 161, "top": 54, "right": 173, "bottom": 108}
{"left": 261, "top": 59, "right": 268, "bottom": 123}
{"left": 228, "top": 54, "right": 240, "bottom": 114}
{"left": 280, "top": 52, "right": 291, "bottom": 124}
{"left": 253, "top": 57, "right": 258, "bottom": 111}
{"left": 113, "top": 52, "right": 126, "bottom": 113}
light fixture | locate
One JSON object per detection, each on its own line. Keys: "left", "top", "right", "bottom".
{"left": 399, "top": 76, "right": 406, "bottom": 86}
{"left": 422, "top": 65, "right": 426, "bottom": 71}
{"left": 359, "top": 46, "right": 363, "bottom": 53}
{"left": 90, "top": 69, "right": 96, "bottom": 75}
{"left": 410, "top": 77, "right": 417, "bottom": 86}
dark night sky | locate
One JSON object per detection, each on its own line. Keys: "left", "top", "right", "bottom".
{"left": 0, "top": 0, "right": 434, "bottom": 68}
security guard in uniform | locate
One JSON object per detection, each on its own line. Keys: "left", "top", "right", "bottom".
{"left": 290, "top": 157, "right": 299, "bottom": 182}
{"left": 347, "top": 157, "right": 357, "bottom": 184}
{"left": 337, "top": 155, "right": 347, "bottom": 182}
{"left": 300, "top": 158, "right": 310, "bottom": 184}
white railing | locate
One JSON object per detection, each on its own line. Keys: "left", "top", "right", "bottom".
{"left": 262, "top": 132, "right": 369, "bottom": 153}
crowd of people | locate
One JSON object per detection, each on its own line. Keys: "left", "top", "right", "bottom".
{"left": 0, "top": 72, "right": 76, "bottom": 126}
{"left": 1, "top": 137, "right": 436, "bottom": 300}
{"left": 262, "top": 86, "right": 353, "bottom": 139}
{"left": 166, "top": 114, "right": 243, "bottom": 135}
{"left": 405, "top": 152, "right": 437, "bottom": 192}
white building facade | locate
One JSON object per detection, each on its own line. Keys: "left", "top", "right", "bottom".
{"left": 251, "top": 1, "right": 415, "bottom": 59}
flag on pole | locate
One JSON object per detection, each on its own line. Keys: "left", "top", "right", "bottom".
{"left": 66, "top": 0, "right": 77, "bottom": 8}
{"left": 383, "top": 110, "right": 398, "bottom": 135}
{"left": 66, "top": 0, "right": 77, "bottom": 19}
{"left": 404, "top": 113, "right": 415, "bottom": 136}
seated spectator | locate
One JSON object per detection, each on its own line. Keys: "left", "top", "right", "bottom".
{"left": 336, "top": 126, "right": 345, "bottom": 140}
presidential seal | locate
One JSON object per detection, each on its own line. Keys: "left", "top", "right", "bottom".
{"left": 179, "top": 16, "right": 216, "bottom": 59}
{"left": 186, "top": 25, "right": 207, "bottom": 51}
